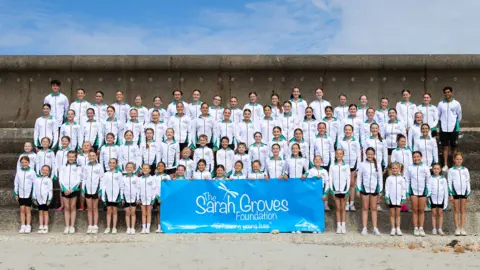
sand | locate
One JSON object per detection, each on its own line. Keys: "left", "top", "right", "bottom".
{"left": 0, "top": 233, "right": 479, "bottom": 270}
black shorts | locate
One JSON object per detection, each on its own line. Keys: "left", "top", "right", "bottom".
{"left": 321, "top": 165, "right": 329, "bottom": 172}
{"left": 147, "top": 164, "right": 156, "bottom": 176}
{"left": 453, "top": 195, "right": 467, "bottom": 200}
{"left": 106, "top": 202, "right": 119, "bottom": 207}
{"left": 38, "top": 204, "right": 49, "bottom": 211}
{"left": 85, "top": 193, "right": 99, "bottom": 199}
{"left": 439, "top": 132, "right": 459, "bottom": 147}
{"left": 431, "top": 130, "right": 438, "bottom": 138}
{"left": 61, "top": 191, "right": 79, "bottom": 199}
{"left": 388, "top": 148, "right": 395, "bottom": 155}
{"left": 388, "top": 204, "right": 401, "bottom": 208}
{"left": 411, "top": 194, "right": 427, "bottom": 198}
{"left": 350, "top": 162, "right": 357, "bottom": 172}
{"left": 430, "top": 203, "right": 444, "bottom": 209}
{"left": 19, "top": 198, "right": 32, "bottom": 207}
{"left": 334, "top": 194, "right": 346, "bottom": 199}
{"left": 165, "top": 168, "right": 176, "bottom": 175}
{"left": 124, "top": 202, "right": 137, "bottom": 208}
{"left": 361, "top": 191, "right": 379, "bottom": 196}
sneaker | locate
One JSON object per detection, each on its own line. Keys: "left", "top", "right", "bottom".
{"left": 349, "top": 204, "right": 356, "bottom": 212}
{"left": 438, "top": 229, "right": 445, "bottom": 236}
{"left": 43, "top": 227, "right": 49, "bottom": 234}
{"left": 126, "top": 228, "right": 131, "bottom": 234}
{"left": 19, "top": 225, "right": 25, "bottom": 234}
{"left": 341, "top": 225, "right": 346, "bottom": 234}
{"left": 345, "top": 204, "right": 350, "bottom": 212}
{"left": 63, "top": 227, "right": 69, "bottom": 234}
{"left": 56, "top": 206, "right": 64, "bottom": 212}
{"left": 361, "top": 227, "right": 368, "bottom": 236}
{"left": 336, "top": 226, "right": 342, "bottom": 234}
{"left": 461, "top": 229, "right": 467, "bottom": 236}
{"left": 37, "top": 226, "right": 44, "bottom": 234}
{"left": 376, "top": 205, "right": 383, "bottom": 211}
{"left": 414, "top": 228, "right": 420, "bottom": 236}
{"left": 455, "top": 229, "right": 461, "bottom": 236}
{"left": 390, "top": 228, "right": 396, "bottom": 236}
{"left": 130, "top": 228, "right": 136, "bottom": 235}
{"left": 373, "top": 228, "right": 381, "bottom": 236}
{"left": 442, "top": 165, "right": 448, "bottom": 172}
{"left": 419, "top": 228, "right": 426, "bottom": 237}
{"left": 146, "top": 228, "right": 150, "bottom": 234}
{"left": 24, "top": 225, "right": 31, "bottom": 234}
{"left": 156, "top": 227, "right": 162, "bottom": 233}
{"left": 141, "top": 228, "right": 146, "bottom": 234}
{"left": 68, "top": 226, "right": 75, "bottom": 234}
{"left": 112, "top": 228, "right": 117, "bottom": 234}
{"left": 104, "top": 228, "right": 111, "bottom": 234}
{"left": 86, "top": 226, "right": 93, "bottom": 234}
{"left": 432, "top": 229, "right": 437, "bottom": 235}
{"left": 93, "top": 225, "right": 99, "bottom": 234}
{"left": 396, "top": 228, "right": 403, "bottom": 236}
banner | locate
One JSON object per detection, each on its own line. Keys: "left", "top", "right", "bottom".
{"left": 160, "top": 178, "right": 325, "bottom": 233}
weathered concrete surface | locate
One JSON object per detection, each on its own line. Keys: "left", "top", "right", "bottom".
{"left": 1, "top": 55, "right": 480, "bottom": 127}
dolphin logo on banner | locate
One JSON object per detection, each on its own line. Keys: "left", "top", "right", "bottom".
{"left": 218, "top": 182, "right": 239, "bottom": 199}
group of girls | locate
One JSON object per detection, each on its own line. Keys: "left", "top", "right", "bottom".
{"left": 15, "top": 80, "right": 471, "bottom": 236}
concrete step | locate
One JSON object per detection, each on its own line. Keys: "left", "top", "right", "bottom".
{"left": 0, "top": 140, "right": 30, "bottom": 153}
{"left": 0, "top": 207, "right": 478, "bottom": 234}
{"left": 0, "top": 153, "right": 19, "bottom": 170}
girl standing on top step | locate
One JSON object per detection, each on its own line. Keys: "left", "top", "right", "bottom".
{"left": 14, "top": 156, "right": 36, "bottom": 234}
{"left": 448, "top": 152, "right": 471, "bottom": 236}
{"left": 148, "top": 96, "right": 167, "bottom": 123}
{"left": 33, "top": 165, "right": 53, "bottom": 234}
{"left": 102, "top": 158, "right": 123, "bottom": 234}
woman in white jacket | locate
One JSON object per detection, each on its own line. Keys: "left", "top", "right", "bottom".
{"left": 290, "top": 87, "right": 308, "bottom": 120}
{"left": 383, "top": 108, "right": 407, "bottom": 161}
{"left": 103, "top": 106, "right": 124, "bottom": 145}
{"left": 301, "top": 107, "right": 319, "bottom": 150}
{"left": 122, "top": 162, "right": 140, "bottom": 235}
{"left": 34, "top": 104, "right": 59, "bottom": 149}
{"left": 119, "top": 131, "right": 142, "bottom": 173}
{"left": 384, "top": 162, "right": 407, "bottom": 236}
{"left": 100, "top": 133, "right": 121, "bottom": 172}
{"left": 313, "top": 122, "right": 335, "bottom": 170}
{"left": 448, "top": 153, "right": 471, "bottom": 236}
{"left": 413, "top": 124, "right": 438, "bottom": 169}
{"left": 167, "top": 102, "right": 191, "bottom": 151}
{"left": 260, "top": 105, "right": 278, "bottom": 145}
{"left": 396, "top": 89, "right": 418, "bottom": 132}
{"left": 101, "top": 159, "right": 123, "bottom": 234}
{"left": 417, "top": 93, "right": 439, "bottom": 137}
{"left": 323, "top": 106, "right": 339, "bottom": 146}
{"left": 279, "top": 101, "right": 299, "bottom": 142}
{"left": 60, "top": 110, "right": 81, "bottom": 150}
{"left": 405, "top": 151, "right": 430, "bottom": 237}
{"left": 190, "top": 103, "right": 215, "bottom": 148}
{"left": 236, "top": 109, "right": 258, "bottom": 150}
{"left": 33, "top": 165, "right": 53, "bottom": 234}
{"left": 82, "top": 152, "right": 104, "bottom": 234}
{"left": 356, "top": 147, "right": 383, "bottom": 236}
{"left": 329, "top": 149, "right": 351, "bottom": 234}
{"left": 243, "top": 92, "right": 264, "bottom": 129}
{"left": 427, "top": 164, "right": 448, "bottom": 236}
{"left": 59, "top": 151, "right": 82, "bottom": 234}
{"left": 213, "top": 108, "right": 236, "bottom": 150}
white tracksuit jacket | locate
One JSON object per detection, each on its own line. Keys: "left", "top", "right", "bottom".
{"left": 307, "top": 166, "right": 330, "bottom": 196}
{"left": 383, "top": 119, "right": 406, "bottom": 149}
{"left": 313, "top": 135, "right": 335, "bottom": 167}
{"left": 193, "top": 146, "right": 214, "bottom": 173}
{"left": 427, "top": 175, "right": 449, "bottom": 209}
{"left": 190, "top": 115, "right": 215, "bottom": 145}
{"left": 145, "top": 121, "right": 166, "bottom": 143}
{"left": 385, "top": 174, "right": 407, "bottom": 206}
{"left": 167, "top": 114, "right": 191, "bottom": 145}
{"left": 140, "top": 140, "right": 161, "bottom": 166}
{"left": 32, "top": 176, "right": 53, "bottom": 205}
{"left": 160, "top": 140, "right": 180, "bottom": 170}
{"left": 82, "top": 162, "right": 104, "bottom": 195}
{"left": 99, "top": 144, "right": 121, "bottom": 171}
{"left": 285, "top": 156, "right": 309, "bottom": 178}
{"left": 337, "top": 137, "right": 361, "bottom": 169}
{"left": 396, "top": 101, "right": 418, "bottom": 130}
{"left": 122, "top": 174, "right": 140, "bottom": 203}
{"left": 214, "top": 120, "right": 236, "bottom": 148}
{"left": 216, "top": 148, "right": 235, "bottom": 174}
{"left": 356, "top": 160, "right": 383, "bottom": 194}
{"left": 248, "top": 143, "right": 268, "bottom": 171}
{"left": 103, "top": 117, "right": 124, "bottom": 145}
{"left": 111, "top": 102, "right": 131, "bottom": 124}
{"left": 138, "top": 175, "right": 157, "bottom": 205}
{"left": 193, "top": 171, "right": 212, "bottom": 180}
{"left": 290, "top": 98, "right": 308, "bottom": 120}
{"left": 329, "top": 162, "right": 351, "bottom": 195}
{"left": 417, "top": 104, "right": 439, "bottom": 131}
{"left": 233, "top": 153, "right": 251, "bottom": 176}
{"left": 44, "top": 92, "right": 69, "bottom": 126}
{"left": 235, "top": 120, "right": 258, "bottom": 149}
{"left": 405, "top": 163, "right": 430, "bottom": 196}
{"left": 178, "top": 158, "right": 196, "bottom": 179}
{"left": 34, "top": 116, "right": 59, "bottom": 148}
{"left": 128, "top": 106, "right": 149, "bottom": 125}
{"left": 14, "top": 167, "right": 36, "bottom": 198}
{"left": 119, "top": 142, "right": 142, "bottom": 171}
{"left": 438, "top": 99, "right": 462, "bottom": 132}
{"left": 35, "top": 149, "right": 56, "bottom": 177}
{"left": 60, "top": 121, "right": 81, "bottom": 150}
{"left": 362, "top": 137, "right": 388, "bottom": 168}
{"left": 260, "top": 117, "right": 279, "bottom": 145}
{"left": 59, "top": 163, "right": 82, "bottom": 193}
{"left": 81, "top": 120, "right": 104, "bottom": 148}
{"left": 278, "top": 113, "right": 299, "bottom": 142}
{"left": 448, "top": 166, "right": 471, "bottom": 197}
{"left": 101, "top": 170, "right": 123, "bottom": 203}
{"left": 265, "top": 157, "right": 287, "bottom": 179}
{"left": 413, "top": 136, "right": 438, "bottom": 167}
{"left": 123, "top": 120, "right": 144, "bottom": 145}
{"left": 70, "top": 100, "right": 91, "bottom": 127}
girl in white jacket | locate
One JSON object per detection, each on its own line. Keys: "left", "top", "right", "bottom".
{"left": 413, "top": 124, "right": 438, "bottom": 168}
{"left": 55, "top": 136, "right": 71, "bottom": 180}
{"left": 448, "top": 153, "right": 471, "bottom": 236}
{"left": 122, "top": 162, "right": 139, "bottom": 235}
{"left": 167, "top": 102, "right": 191, "bottom": 151}
{"left": 112, "top": 91, "right": 130, "bottom": 124}
{"left": 138, "top": 164, "right": 156, "bottom": 234}
{"left": 129, "top": 95, "right": 149, "bottom": 125}
{"left": 178, "top": 148, "right": 195, "bottom": 179}
{"left": 230, "top": 161, "right": 246, "bottom": 180}
{"left": 279, "top": 101, "right": 299, "bottom": 142}
{"left": 213, "top": 165, "right": 229, "bottom": 180}
{"left": 383, "top": 109, "right": 407, "bottom": 159}
{"left": 140, "top": 128, "right": 161, "bottom": 174}
{"left": 100, "top": 133, "right": 121, "bottom": 172}
{"left": 428, "top": 164, "right": 448, "bottom": 236}
{"left": 123, "top": 108, "right": 145, "bottom": 146}
{"left": 265, "top": 144, "right": 287, "bottom": 180}
{"left": 289, "top": 129, "right": 314, "bottom": 167}
{"left": 14, "top": 156, "right": 37, "bottom": 234}
{"left": 356, "top": 147, "right": 383, "bottom": 236}
{"left": 307, "top": 156, "right": 330, "bottom": 211}
{"left": 339, "top": 104, "right": 362, "bottom": 141}
{"left": 103, "top": 106, "right": 124, "bottom": 145}
{"left": 260, "top": 105, "right": 278, "bottom": 145}
{"left": 70, "top": 88, "right": 91, "bottom": 127}
{"left": 193, "top": 134, "right": 213, "bottom": 174}
{"left": 384, "top": 162, "right": 407, "bottom": 236}
{"left": 35, "top": 137, "right": 56, "bottom": 178}
{"left": 160, "top": 128, "right": 181, "bottom": 176}
{"left": 248, "top": 160, "right": 267, "bottom": 180}
{"left": 268, "top": 126, "right": 288, "bottom": 160}
{"left": 323, "top": 106, "right": 339, "bottom": 146}
{"left": 119, "top": 130, "right": 142, "bottom": 173}
{"left": 60, "top": 110, "right": 80, "bottom": 150}
{"left": 193, "top": 159, "right": 212, "bottom": 180}
{"left": 329, "top": 149, "right": 351, "bottom": 234}
{"left": 216, "top": 137, "right": 235, "bottom": 175}
{"left": 243, "top": 92, "right": 264, "bottom": 129}
{"left": 236, "top": 109, "right": 258, "bottom": 150}
{"left": 190, "top": 103, "right": 215, "bottom": 147}
{"left": 34, "top": 104, "right": 59, "bottom": 149}
{"left": 249, "top": 132, "right": 268, "bottom": 172}
{"left": 145, "top": 110, "right": 166, "bottom": 144}
{"left": 301, "top": 107, "right": 319, "bottom": 148}
{"left": 81, "top": 108, "right": 103, "bottom": 152}
{"left": 102, "top": 159, "right": 123, "bottom": 234}
{"left": 59, "top": 151, "right": 82, "bottom": 234}
{"left": 82, "top": 152, "right": 104, "bottom": 234}
{"left": 285, "top": 143, "right": 309, "bottom": 179}
{"left": 148, "top": 96, "right": 167, "bottom": 123}
{"left": 334, "top": 94, "right": 349, "bottom": 122}
{"left": 337, "top": 124, "right": 361, "bottom": 211}
{"left": 17, "top": 142, "right": 36, "bottom": 171}
{"left": 362, "top": 123, "right": 388, "bottom": 170}
{"left": 313, "top": 122, "right": 335, "bottom": 169}
{"left": 290, "top": 87, "right": 308, "bottom": 120}
{"left": 405, "top": 151, "right": 430, "bottom": 237}
{"left": 214, "top": 108, "right": 236, "bottom": 150}
{"left": 374, "top": 97, "right": 390, "bottom": 131}
{"left": 233, "top": 143, "right": 251, "bottom": 177}
{"left": 391, "top": 135, "right": 412, "bottom": 176}
{"left": 396, "top": 89, "right": 418, "bottom": 132}
{"left": 33, "top": 165, "right": 53, "bottom": 234}
{"left": 417, "top": 93, "right": 439, "bottom": 137}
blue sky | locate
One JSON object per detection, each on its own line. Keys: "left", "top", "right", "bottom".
{"left": 1, "top": 0, "right": 479, "bottom": 54}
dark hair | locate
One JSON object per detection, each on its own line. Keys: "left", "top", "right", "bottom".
{"left": 388, "top": 108, "right": 397, "bottom": 114}
{"left": 107, "top": 105, "right": 115, "bottom": 112}
{"left": 201, "top": 103, "right": 209, "bottom": 109}
{"left": 156, "top": 161, "right": 166, "bottom": 168}
{"left": 235, "top": 160, "right": 244, "bottom": 168}
{"left": 252, "top": 160, "right": 262, "bottom": 169}
{"left": 294, "top": 128, "right": 303, "bottom": 136}
{"left": 254, "top": 132, "right": 262, "bottom": 138}
{"left": 243, "top": 108, "right": 251, "bottom": 114}
{"left": 66, "top": 109, "right": 75, "bottom": 116}
{"left": 50, "top": 80, "right": 61, "bottom": 86}
{"left": 401, "top": 89, "right": 411, "bottom": 94}
{"left": 317, "top": 122, "right": 327, "bottom": 132}
{"left": 220, "top": 136, "right": 230, "bottom": 144}
{"left": 412, "top": 151, "right": 423, "bottom": 158}
{"left": 358, "top": 94, "right": 367, "bottom": 100}
{"left": 41, "top": 165, "right": 51, "bottom": 175}
{"left": 290, "top": 143, "right": 303, "bottom": 157}
{"left": 177, "top": 165, "right": 186, "bottom": 172}
{"left": 421, "top": 123, "right": 430, "bottom": 131}
{"left": 193, "top": 89, "right": 201, "bottom": 95}
{"left": 77, "top": 88, "right": 85, "bottom": 94}
{"left": 105, "top": 133, "right": 115, "bottom": 140}
{"left": 153, "top": 96, "right": 162, "bottom": 102}
{"left": 304, "top": 106, "right": 316, "bottom": 120}
{"left": 273, "top": 126, "right": 282, "bottom": 133}
{"left": 370, "top": 123, "right": 383, "bottom": 142}
{"left": 431, "top": 163, "right": 443, "bottom": 175}
{"left": 248, "top": 92, "right": 258, "bottom": 97}
{"left": 396, "top": 134, "right": 406, "bottom": 142}
{"left": 236, "top": 143, "right": 247, "bottom": 154}
{"left": 380, "top": 97, "right": 389, "bottom": 102}
{"left": 271, "top": 143, "right": 280, "bottom": 150}
{"left": 86, "top": 108, "right": 95, "bottom": 114}
{"left": 172, "top": 89, "right": 183, "bottom": 96}
{"left": 216, "top": 164, "right": 225, "bottom": 173}
{"left": 348, "top": 104, "right": 357, "bottom": 110}
{"left": 344, "top": 124, "right": 354, "bottom": 132}
{"left": 290, "top": 87, "right": 302, "bottom": 99}
{"left": 443, "top": 86, "right": 453, "bottom": 93}
{"left": 423, "top": 93, "right": 432, "bottom": 98}
{"left": 96, "top": 91, "right": 104, "bottom": 97}
{"left": 283, "top": 100, "right": 292, "bottom": 107}
{"left": 20, "top": 156, "right": 30, "bottom": 163}
{"left": 338, "top": 94, "right": 347, "bottom": 99}
{"left": 67, "top": 150, "right": 77, "bottom": 158}
{"left": 365, "top": 147, "right": 378, "bottom": 172}
{"left": 196, "top": 159, "right": 207, "bottom": 170}
{"left": 43, "top": 103, "right": 51, "bottom": 109}
{"left": 366, "top": 107, "right": 375, "bottom": 114}
{"left": 324, "top": 106, "right": 333, "bottom": 114}
{"left": 271, "top": 93, "right": 283, "bottom": 113}
{"left": 61, "top": 135, "right": 71, "bottom": 142}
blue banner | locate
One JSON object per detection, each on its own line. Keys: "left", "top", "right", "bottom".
{"left": 160, "top": 178, "right": 325, "bottom": 233}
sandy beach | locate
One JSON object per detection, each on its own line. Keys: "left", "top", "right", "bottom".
{"left": 0, "top": 233, "right": 478, "bottom": 270}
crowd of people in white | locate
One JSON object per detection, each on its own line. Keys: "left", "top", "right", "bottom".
{"left": 13, "top": 80, "right": 471, "bottom": 237}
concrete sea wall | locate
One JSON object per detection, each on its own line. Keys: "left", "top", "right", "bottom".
{"left": 1, "top": 55, "right": 480, "bottom": 127}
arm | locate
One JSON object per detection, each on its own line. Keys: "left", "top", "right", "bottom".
{"left": 432, "top": 139, "right": 439, "bottom": 163}
{"left": 345, "top": 168, "right": 351, "bottom": 195}
{"left": 384, "top": 178, "right": 390, "bottom": 202}
{"left": 432, "top": 106, "right": 439, "bottom": 129}
{"left": 447, "top": 169, "right": 453, "bottom": 195}
{"left": 356, "top": 164, "right": 363, "bottom": 192}
{"left": 47, "top": 178, "right": 53, "bottom": 204}
{"left": 466, "top": 169, "right": 471, "bottom": 197}
{"left": 101, "top": 175, "right": 106, "bottom": 202}
{"left": 426, "top": 176, "right": 432, "bottom": 198}
{"left": 356, "top": 141, "right": 361, "bottom": 167}
{"left": 377, "top": 164, "right": 383, "bottom": 193}
{"left": 52, "top": 120, "right": 59, "bottom": 149}
{"left": 33, "top": 119, "right": 39, "bottom": 147}
{"left": 408, "top": 129, "right": 414, "bottom": 149}
{"left": 13, "top": 172, "right": 19, "bottom": 198}
{"left": 456, "top": 102, "right": 462, "bottom": 124}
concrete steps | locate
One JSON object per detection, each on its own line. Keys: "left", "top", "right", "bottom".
{"left": 0, "top": 207, "right": 478, "bottom": 234}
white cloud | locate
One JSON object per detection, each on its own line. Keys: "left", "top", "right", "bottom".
{"left": 0, "top": 0, "right": 479, "bottom": 54}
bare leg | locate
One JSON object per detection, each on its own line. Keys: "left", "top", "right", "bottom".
{"left": 106, "top": 207, "right": 112, "bottom": 228}
{"left": 86, "top": 198, "right": 93, "bottom": 226}
{"left": 431, "top": 209, "right": 437, "bottom": 230}
{"left": 418, "top": 197, "right": 426, "bottom": 227}
{"left": 438, "top": 209, "right": 444, "bottom": 230}
{"left": 19, "top": 206, "right": 25, "bottom": 226}
{"left": 113, "top": 207, "right": 118, "bottom": 229}
{"left": 460, "top": 198, "right": 467, "bottom": 229}
{"left": 348, "top": 172, "right": 357, "bottom": 205}
{"left": 370, "top": 195, "right": 378, "bottom": 228}
{"left": 411, "top": 196, "right": 418, "bottom": 227}
{"left": 131, "top": 207, "right": 136, "bottom": 229}
{"left": 69, "top": 198, "right": 77, "bottom": 227}
{"left": 93, "top": 199, "right": 99, "bottom": 226}
{"left": 389, "top": 208, "right": 395, "bottom": 228}
{"left": 63, "top": 198, "right": 70, "bottom": 227}
{"left": 44, "top": 211, "right": 49, "bottom": 228}
{"left": 340, "top": 198, "right": 346, "bottom": 222}
{"left": 26, "top": 206, "right": 31, "bottom": 225}
{"left": 334, "top": 197, "right": 341, "bottom": 223}
{"left": 453, "top": 199, "right": 460, "bottom": 229}
{"left": 395, "top": 208, "right": 401, "bottom": 228}
{"left": 39, "top": 211, "right": 44, "bottom": 227}
{"left": 125, "top": 208, "right": 131, "bottom": 229}
{"left": 147, "top": 205, "right": 152, "bottom": 225}
{"left": 442, "top": 146, "right": 449, "bottom": 166}
{"left": 361, "top": 195, "right": 369, "bottom": 228}
{"left": 141, "top": 205, "right": 147, "bottom": 225}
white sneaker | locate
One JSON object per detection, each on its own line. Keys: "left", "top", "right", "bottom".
{"left": 126, "top": 228, "right": 131, "bottom": 234}
{"left": 373, "top": 228, "right": 381, "bottom": 236}
{"left": 376, "top": 205, "right": 383, "bottom": 211}
{"left": 345, "top": 203, "right": 350, "bottom": 211}
{"left": 438, "top": 229, "right": 445, "bottom": 236}
{"left": 43, "top": 227, "right": 49, "bottom": 234}
{"left": 442, "top": 165, "right": 448, "bottom": 172}
{"left": 349, "top": 204, "right": 356, "bottom": 212}
{"left": 93, "top": 225, "right": 99, "bottom": 234}
{"left": 419, "top": 228, "right": 426, "bottom": 237}
{"left": 141, "top": 228, "right": 146, "bottom": 234}
{"left": 361, "top": 227, "right": 368, "bottom": 236}
{"left": 455, "top": 229, "right": 461, "bottom": 236}
{"left": 86, "top": 226, "right": 93, "bottom": 234}
{"left": 68, "top": 226, "right": 75, "bottom": 234}
{"left": 24, "top": 225, "right": 31, "bottom": 234}
{"left": 414, "top": 228, "right": 420, "bottom": 236}
{"left": 390, "top": 228, "right": 396, "bottom": 236}
{"left": 63, "top": 227, "right": 69, "bottom": 234}
{"left": 336, "top": 226, "right": 342, "bottom": 234}
{"left": 424, "top": 206, "right": 431, "bottom": 212}
{"left": 432, "top": 229, "right": 437, "bottom": 235}
{"left": 37, "top": 226, "right": 44, "bottom": 234}
{"left": 130, "top": 228, "right": 136, "bottom": 235}
{"left": 461, "top": 229, "right": 467, "bottom": 236}
{"left": 104, "top": 228, "right": 111, "bottom": 234}
{"left": 156, "top": 227, "right": 162, "bottom": 233}
{"left": 112, "top": 228, "right": 117, "bottom": 234}
{"left": 19, "top": 225, "right": 25, "bottom": 234}
{"left": 341, "top": 225, "right": 346, "bottom": 234}
{"left": 396, "top": 228, "right": 403, "bottom": 236}
{"left": 146, "top": 228, "right": 150, "bottom": 234}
